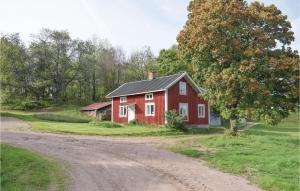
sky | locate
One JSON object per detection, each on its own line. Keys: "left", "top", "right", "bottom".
{"left": 0, "top": 0, "right": 299, "bottom": 55}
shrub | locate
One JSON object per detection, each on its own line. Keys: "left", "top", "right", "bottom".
{"left": 34, "top": 114, "right": 90, "bottom": 123}
{"left": 89, "top": 121, "right": 122, "bottom": 128}
{"left": 8, "top": 100, "right": 47, "bottom": 110}
{"left": 165, "top": 110, "right": 186, "bottom": 131}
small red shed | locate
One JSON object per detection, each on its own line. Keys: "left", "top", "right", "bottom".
{"left": 106, "top": 72, "right": 210, "bottom": 127}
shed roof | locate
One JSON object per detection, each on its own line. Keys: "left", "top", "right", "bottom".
{"left": 80, "top": 101, "right": 111, "bottom": 111}
{"left": 107, "top": 72, "right": 190, "bottom": 98}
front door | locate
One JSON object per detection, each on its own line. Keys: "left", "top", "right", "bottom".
{"left": 128, "top": 105, "right": 135, "bottom": 122}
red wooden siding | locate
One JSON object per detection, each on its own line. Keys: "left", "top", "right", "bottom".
{"left": 112, "top": 91, "right": 165, "bottom": 125}
{"left": 168, "top": 78, "right": 209, "bottom": 125}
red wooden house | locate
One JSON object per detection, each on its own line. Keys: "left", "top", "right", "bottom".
{"left": 106, "top": 72, "right": 210, "bottom": 127}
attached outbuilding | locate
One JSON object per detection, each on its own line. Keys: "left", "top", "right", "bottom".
{"left": 80, "top": 101, "right": 111, "bottom": 120}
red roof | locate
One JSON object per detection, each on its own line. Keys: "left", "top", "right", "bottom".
{"left": 80, "top": 101, "right": 111, "bottom": 111}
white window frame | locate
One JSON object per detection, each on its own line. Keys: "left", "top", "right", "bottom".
{"left": 120, "top": 97, "right": 127, "bottom": 103}
{"left": 145, "top": 102, "right": 155, "bottom": 116}
{"left": 198, "top": 104, "right": 205, "bottom": 118}
{"left": 179, "top": 103, "right": 188, "bottom": 121}
{"left": 119, "top": 105, "right": 127, "bottom": 117}
{"left": 145, "top": 93, "right": 154, "bottom": 100}
{"left": 179, "top": 81, "right": 187, "bottom": 95}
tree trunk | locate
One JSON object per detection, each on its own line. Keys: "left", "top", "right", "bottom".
{"left": 92, "top": 71, "right": 96, "bottom": 101}
{"left": 230, "top": 119, "right": 238, "bottom": 136}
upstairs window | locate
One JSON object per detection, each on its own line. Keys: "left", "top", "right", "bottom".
{"left": 120, "top": 97, "right": 127, "bottom": 103}
{"left": 179, "top": 103, "right": 188, "bottom": 121}
{"left": 198, "top": 104, "right": 205, "bottom": 118}
{"left": 119, "top": 106, "right": 127, "bottom": 117}
{"left": 179, "top": 81, "right": 187, "bottom": 95}
{"left": 145, "top": 103, "right": 155, "bottom": 116}
{"left": 145, "top": 93, "right": 153, "bottom": 100}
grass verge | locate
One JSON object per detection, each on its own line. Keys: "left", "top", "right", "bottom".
{"left": 0, "top": 144, "right": 66, "bottom": 191}
{"left": 168, "top": 113, "right": 300, "bottom": 191}
{"left": 0, "top": 109, "right": 223, "bottom": 136}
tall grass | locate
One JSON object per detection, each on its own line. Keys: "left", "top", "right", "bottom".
{"left": 34, "top": 114, "right": 90, "bottom": 123}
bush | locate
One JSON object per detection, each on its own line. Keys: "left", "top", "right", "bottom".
{"left": 165, "top": 110, "right": 186, "bottom": 131}
{"left": 7, "top": 100, "right": 47, "bottom": 110}
{"left": 34, "top": 114, "right": 90, "bottom": 123}
{"left": 89, "top": 121, "right": 122, "bottom": 128}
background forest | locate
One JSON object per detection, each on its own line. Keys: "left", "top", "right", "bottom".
{"left": 0, "top": 29, "right": 178, "bottom": 106}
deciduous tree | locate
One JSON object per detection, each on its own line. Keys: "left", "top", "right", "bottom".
{"left": 177, "top": 0, "right": 299, "bottom": 135}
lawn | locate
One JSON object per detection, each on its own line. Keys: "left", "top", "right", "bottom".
{"left": 1, "top": 107, "right": 298, "bottom": 190}
{"left": 0, "top": 144, "right": 65, "bottom": 191}
{"left": 0, "top": 107, "right": 224, "bottom": 136}
{"left": 0, "top": 109, "right": 177, "bottom": 136}
{"left": 168, "top": 112, "right": 300, "bottom": 191}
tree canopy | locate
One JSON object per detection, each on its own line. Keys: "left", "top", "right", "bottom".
{"left": 0, "top": 29, "right": 157, "bottom": 105}
{"left": 177, "top": 0, "right": 299, "bottom": 133}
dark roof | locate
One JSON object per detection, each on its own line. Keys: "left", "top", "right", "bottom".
{"left": 80, "top": 101, "right": 111, "bottom": 111}
{"left": 106, "top": 73, "right": 184, "bottom": 98}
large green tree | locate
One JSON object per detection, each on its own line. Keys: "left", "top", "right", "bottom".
{"left": 177, "top": 0, "right": 299, "bottom": 135}
{"left": 0, "top": 34, "right": 30, "bottom": 101}
{"left": 157, "top": 45, "right": 188, "bottom": 75}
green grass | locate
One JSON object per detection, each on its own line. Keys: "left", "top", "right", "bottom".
{"left": 0, "top": 110, "right": 183, "bottom": 136}
{"left": 1, "top": 144, "right": 66, "bottom": 191}
{"left": 0, "top": 108, "right": 224, "bottom": 136}
{"left": 169, "top": 113, "right": 300, "bottom": 191}
{"left": 34, "top": 113, "right": 90, "bottom": 123}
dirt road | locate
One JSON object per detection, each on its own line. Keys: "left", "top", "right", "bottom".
{"left": 0, "top": 116, "right": 262, "bottom": 191}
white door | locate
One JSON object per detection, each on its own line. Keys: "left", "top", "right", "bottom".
{"left": 128, "top": 105, "right": 135, "bottom": 122}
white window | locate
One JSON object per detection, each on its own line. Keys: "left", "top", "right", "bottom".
{"left": 179, "top": 81, "right": 187, "bottom": 95}
{"left": 120, "top": 97, "right": 127, "bottom": 103}
{"left": 145, "top": 93, "right": 153, "bottom": 100}
{"left": 145, "top": 103, "right": 155, "bottom": 116}
{"left": 119, "top": 106, "right": 127, "bottom": 117}
{"left": 198, "top": 104, "right": 205, "bottom": 118}
{"left": 179, "top": 103, "right": 188, "bottom": 121}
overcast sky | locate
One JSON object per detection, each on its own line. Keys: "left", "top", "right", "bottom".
{"left": 0, "top": 0, "right": 299, "bottom": 55}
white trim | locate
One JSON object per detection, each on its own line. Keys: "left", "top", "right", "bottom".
{"left": 145, "top": 102, "right": 155, "bottom": 116}
{"left": 164, "top": 72, "right": 187, "bottom": 90}
{"left": 184, "top": 72, "right": 202, "bottom": 94}
{"left": 120, "top": 97, "right": 127, "bottom": 103}
{"left": 145, "top": 93, "right": 154, "bottom": 100}
{"left": 179, "top": 81, "right": 187, "bottom": 95}
{"left": 119, "top": 105, "right": 127, "bottom": 117}
{"left": 164, "top": 90, "right": 168, "bottom": 124}
{"left": 198, "top": 104, "right": 205, "bottom": 118}
{"left": 111, "top": 98, "right": 113, "bottom": 122}
{"left": 179, "top": 103, "right": 189, "bottom": 121}
{"left": 208, "top": 102, "right": 210, "bottom": 125}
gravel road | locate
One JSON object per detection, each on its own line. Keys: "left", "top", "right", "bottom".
{"left": 0, "top": 116, "right": 262, "bottom": 191}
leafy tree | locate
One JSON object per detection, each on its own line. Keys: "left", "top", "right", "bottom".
{"left": 126, "top": 46, "right": 157, "bottom": 81}
{"left": 157, "top": 45, "right": 187, "bottom": 75}
{"left": 0, "top": 29, "right": 157, "bottom": 106}
{"left": 177, "top": 0, "right": 299, "bottom": 135}
{"left": 0, "top": 34, "right": 30, "bottom": 101}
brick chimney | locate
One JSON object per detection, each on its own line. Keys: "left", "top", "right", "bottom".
{"left": 148, "top": 71, "right": 156, "bottom": 80}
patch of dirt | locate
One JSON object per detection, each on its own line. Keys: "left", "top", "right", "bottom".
{"left": 1, "top": 117, "right": 262, "bottom": 191}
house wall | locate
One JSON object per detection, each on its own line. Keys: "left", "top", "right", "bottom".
{"left": 112, "top": 91, "right": 165, "bottom": 125}
{"left": 168, "top": 78, "right": 209, "bottom": 125}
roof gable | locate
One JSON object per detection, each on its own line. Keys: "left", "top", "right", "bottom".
{"left": 106, "top": 72, "right": 201, "bottom": 98}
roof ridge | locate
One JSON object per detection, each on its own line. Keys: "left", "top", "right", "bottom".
{"left": 122, "top": 72, "right": 184, "bottom": 85}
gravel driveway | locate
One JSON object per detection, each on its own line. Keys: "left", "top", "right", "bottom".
{"left": 0, "top": 116, "right": 262, "bottom": 191}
